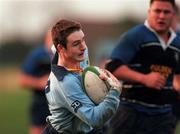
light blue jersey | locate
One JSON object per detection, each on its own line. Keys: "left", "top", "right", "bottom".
{"left": 45, "top": 65, "right": 120, "bottom": 133}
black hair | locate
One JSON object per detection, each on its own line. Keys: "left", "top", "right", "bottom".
{"left": 150, "top": 0, "right": 176, "bottom": 8}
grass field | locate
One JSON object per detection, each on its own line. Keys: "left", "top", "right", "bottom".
{"left": 0, "top": 90, "right": 30, "bottom": 134}
{"left": 176, "top": 123, "right": 180, "bottom": 134}
{"left": 0, "top": 67, "right": 30, "bottom": 134}
{"left": 0, "top": 67, "right": 180, "bottom": 134}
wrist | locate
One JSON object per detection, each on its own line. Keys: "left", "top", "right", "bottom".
{"left": 109, "top": 89, "right": 120, "bottom": 97}
{"left": 137, "top": 73, "right": 146, "bottom": 85}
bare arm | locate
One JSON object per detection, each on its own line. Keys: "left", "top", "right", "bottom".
{"left": 18, "top": 71, "right": 49, "bottom": 90}
{"left": 173, "top": 74, "right": 180, "bottom": 93}
{"left": 113, "top": 65, "right": 166, "bottom": 90}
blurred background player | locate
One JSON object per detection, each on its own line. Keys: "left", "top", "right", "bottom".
{"left": 18, "top": 30, "right": 52, "bottom": 134}
{"left": 106, "top": 0, "right": 180, "bottom": 134}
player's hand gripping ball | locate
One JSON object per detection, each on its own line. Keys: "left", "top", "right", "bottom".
{"left": 82, "top": 66, "right": 122, "bottom": 104}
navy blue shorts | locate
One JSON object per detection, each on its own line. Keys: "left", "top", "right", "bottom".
{"left": 109, "top": 104, "right": 176, "bottom": 134}
{"left": 30, "top": 100, "right": 50, "bottom": 126}
{"left": 172, "top": 100, "right": 180, "bottom": 125}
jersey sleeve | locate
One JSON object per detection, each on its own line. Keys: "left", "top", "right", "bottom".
{"left": 60, "top": 74, "right": 120, "bottom": 128}
{"left": 110, "top": 31, "right": 140, "bottom": 64}
{"left": 21, "top": 48, "right": 50, "bottom": 76}
{"left": 21, "top": 50, "right": 39, "bottom": 75}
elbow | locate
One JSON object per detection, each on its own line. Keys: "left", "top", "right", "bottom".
{"left": 86, "top": 109, "right": 114, "bottom": 129}
{"left": 17, "top": 72, "right": 30, "bottom": 88}
{"left": 173, "top": 80, "right": 180, "bottom": 93}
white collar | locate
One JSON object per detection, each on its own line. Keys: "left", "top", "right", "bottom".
{"left": 144, "top": 20, "right": 176, "bottom": 50}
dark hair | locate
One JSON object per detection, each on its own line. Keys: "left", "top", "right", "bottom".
{"left": 175, "top": 4, "right": 180, "bottom": 14}
{"left": 150, "top": 0, "right": 176, "bottom": 8}
{"left": 51, "top": 19, "right": 82, "bottom": 48}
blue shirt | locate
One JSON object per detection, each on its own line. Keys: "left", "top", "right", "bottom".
{"left": 21, "top": 46, "right": 51, "bottom": 101}
{"left": 110, "top": 22, "right": 180, "bottom": 114}
{"left": 45, "top": 65, "right": 120, "bottom": 133}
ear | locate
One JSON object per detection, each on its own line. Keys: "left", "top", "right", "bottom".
{"left": 56, "top": 44, "right": 64, "bottom": 52}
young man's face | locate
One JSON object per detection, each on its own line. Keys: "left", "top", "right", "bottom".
{"left": 147, "top": 1, "right": 175, "bottom": 34}
{"left": 63, "top": 30, "right": 87, "bottom": 63}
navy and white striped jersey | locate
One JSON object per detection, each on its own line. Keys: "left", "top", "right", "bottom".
{"left": 109, "top": 21, "right": 180, "bottom": 114}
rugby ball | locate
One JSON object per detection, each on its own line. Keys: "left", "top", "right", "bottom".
{"left": 82, "top": 66, "right": 110, "bottom": 104}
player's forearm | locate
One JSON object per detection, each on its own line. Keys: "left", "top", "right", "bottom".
{"left": 79, "top": 89, "right": 120, "bottom": 128}
{"left": 18, "top": 72, "right": 48, "bottom": 89}
{"left": 173, "top": 75, "right": 180, "bottom": 93}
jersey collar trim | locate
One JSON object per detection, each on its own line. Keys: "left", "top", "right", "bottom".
{"left": 144, "top": 20, "right": 176, "bottom": 50}
{"left": 51, "top": 64, "right": 69, "bottom": 81}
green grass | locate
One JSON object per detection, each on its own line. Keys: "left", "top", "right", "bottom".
{"left": 176, "top": 122, "right": 180, "bottom": 134}
{"left": 0, "top": 89, "right": 30, "bottom": 134}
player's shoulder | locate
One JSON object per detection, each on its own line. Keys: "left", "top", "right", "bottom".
{"left": 173, "top": 34, "right": 180, "bottom": 49}
{"left": 121, "top": 24, "right": 149, "bottom": 42}
{"left": 29, "top": 46, "right": 50, "bottom": 62}
{"left": 174, "top": 31, "right": 180, "bottom": 42}
{"left": 122, "top": 24, "right": 147, "bottom": 38}
{"left": 51, "top": 64, "right": 80, "bottom": 83}
{"left": 51, "top": 65, "right": 68, "bottom": 81}
{"left": 127, "top": 24, "right": 147, "bottom": 34}
{"left": 31, "top": 46, "right": 46, "bottom": 55}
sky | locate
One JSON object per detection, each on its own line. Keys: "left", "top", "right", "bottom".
{"left": 0, "top": 0, "right": 179, "bottom": 43}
